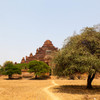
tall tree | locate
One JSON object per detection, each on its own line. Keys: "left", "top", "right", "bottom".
{"left": 53, "top": 27, "right": 100, "bottom": 89}
{"left": 29, "top": 60, "right": 50, "bottom": 79}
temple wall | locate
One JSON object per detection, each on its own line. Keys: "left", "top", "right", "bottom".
{"left": 21, "top": 40, "right": 58, "bottom": 64}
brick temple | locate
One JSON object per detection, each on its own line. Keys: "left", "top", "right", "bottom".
{"left": 21, "top": 40, "right": 58, "bottom": 65}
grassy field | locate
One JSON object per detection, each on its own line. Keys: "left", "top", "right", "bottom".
{"left": 0, "top": 76, "right": 100, "bottom": 100}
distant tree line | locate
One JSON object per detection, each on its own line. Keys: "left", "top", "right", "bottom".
{"left": 0, "top": 60, "right": 50, "bottom": 79}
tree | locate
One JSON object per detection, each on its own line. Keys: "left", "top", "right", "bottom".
{"left": 2, "top": 61, "right": 21, "bottom": 79}
{"left": 53, "top": 27, "right": 100, "bottom": 89}
{"left": 28, "top": 60, "right": 50, "bottom": 79}
{"left": 15, "top": 63, "right": 28, "bottom": 69}
{"left": 0, "top": 65, "right": 3, "bottom": 75}
{"left": 0, "top": 65, "right": 2, "bottom": 68}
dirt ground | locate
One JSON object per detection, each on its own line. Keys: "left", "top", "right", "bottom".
{"left": 0, "top": 76, "right": 100, "bottom": 100}
{"left": 0, "top": 76, "right": 53, "bottom": 100}
{"left": 50, "top": 79, "right": 100, "bottom": 100}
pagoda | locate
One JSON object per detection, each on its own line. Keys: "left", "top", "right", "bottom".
{"left": 21, "top": 40, "right": 58, "bottom": 65}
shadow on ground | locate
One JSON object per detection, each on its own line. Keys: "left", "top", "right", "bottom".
{"left": 53, "top": 85, "right": 100, "bottom": 95}
{"left": 4, "top": 77, "right": 22, "bottom": 80}
{"left": 30, "top": 76, "right": 51, "bottom": 80}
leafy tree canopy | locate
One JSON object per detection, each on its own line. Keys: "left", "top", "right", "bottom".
{"left": 29, "top": 60, "right": 50, "bottom": 79}
{"left": 15, "top": 63, "right": 28, "bottom": 69}
{"left": 1, "top": 61, "right": 21, "bottom": 79}
{"left": 53, "top": 27, "right": 100, "bottom": 89}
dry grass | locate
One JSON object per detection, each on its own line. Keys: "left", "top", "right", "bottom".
{"left": 0, "top": 76, "right": 52, "bottom": 100}
{"left": 49, "top": 79, "right": 100, "bottom": 100}
{"left": 0, "top": 76, "right": 100, "bottom": 100}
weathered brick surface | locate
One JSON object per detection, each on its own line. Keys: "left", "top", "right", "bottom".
{"left": 21, "top": 40, "right": 58, "bottom": 64}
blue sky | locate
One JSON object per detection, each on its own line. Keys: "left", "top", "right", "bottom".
{"left": 0, "top": 0, "right": 100, "bottom": 65}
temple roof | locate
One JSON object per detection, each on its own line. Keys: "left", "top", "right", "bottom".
{"left": 43, "top": 40, "right": 53, "bottom": 46}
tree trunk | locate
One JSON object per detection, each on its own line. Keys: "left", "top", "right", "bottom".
{"left": 8, "top": 74, "right": 12, "bottom": 79}
{"left": 35, "top": 74, "right": 38, "bottom": 79}
{"left": 87, "top": 73, "right": 95, "bottom": 89}
{"left": 49, "top": 69, "right": 51, "bottom": 76}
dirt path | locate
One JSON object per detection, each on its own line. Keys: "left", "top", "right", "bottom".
{"left": 43, "top": 80, "right": 60, "bottom": 100}
{"left": 0, "top": 77, "right": 100, "bottom": 100}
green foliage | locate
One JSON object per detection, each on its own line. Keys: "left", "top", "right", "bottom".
{"left": 0, "top": 65, "right": 2, "bottom": 68}
{"left": 3, "top": 61, "right": 13, "bottom": 67}
{"left": 0, "top": 67, "right": 4, "bottom": 75}
{"left": 28, "top": 60, "right": 50, "bottom": 77}
{"left": 53, "top": 27, "right": 100, "bottom": 77}
{"left": 15, "top": 63, "right": 28, "bottom": 69}
{"left": 1, "top": 61, "right": 21, "bottom": 78}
